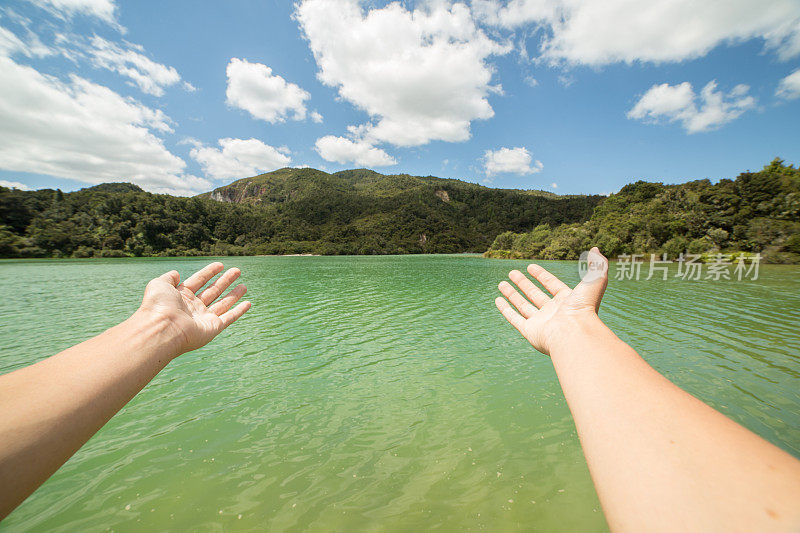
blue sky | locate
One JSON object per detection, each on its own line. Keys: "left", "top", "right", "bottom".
{"left": 0, "top": 0, "right": 799, "bottom": 196}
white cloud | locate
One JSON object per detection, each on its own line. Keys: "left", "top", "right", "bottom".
{"left": 0, "top": 25, "right": 28, "bottom": 57}
{"left": 2, "top": 23, "right": 185, "bottom": 98}
{"left": 0, "top": 179, "right": 32, "bottom": 190}
{"left": 483, "top": 146, "right": 543, "bottom": 176}
{"left": 0, "top": 22, "right": 53, "bottom": 59}
{"left": 557, "top": 74, "right": 575, "bottom": 87}
{"left": 190, "top": 137, "right": 291, "bottom": 180}
{"left": 225, "top": 58, "right": 310, "bottom": 123}
{"left": 776, "top": 68, "right": 800, "bottom": 100}
{"left": 475, "top": 0, "right": 800, "bottom": 65}
{"left": 314, "top": 135, "right": 397, "bottom": 167}
{"left": 472, "top": 0, "right": 559, "bottom": 29}
{"left": 0, "top": 56, "right": 208, "bottom": 195}
{"left": 628, "top": 80, "right": 756, "bottom": 133}
{"left": 27, "top": 0, "right": 118, "bottom": 25}
{"left": 296, "top": 0, "right": 509, "bottom": 147}
{"left": 89, "top": 36, "right": 181, "bottom": 96}
{"left": 310, "top": 110, "right": 323, "bottom": 123}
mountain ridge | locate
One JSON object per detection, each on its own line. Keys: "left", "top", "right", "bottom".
{"left": 0, "top": 166, "right": 601, "bottom": 257}
{"left": 2, "top": 162, "right": 797, "bottom": 261}
{"left": 200, "top": 167, "right": 566, "bottom": 204}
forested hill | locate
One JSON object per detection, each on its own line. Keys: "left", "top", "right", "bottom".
{"left": 486, "top": 159, "right": 800, "bottom": 263}
{"left": 0, "top": 167, "right": 601, "bottom": 258}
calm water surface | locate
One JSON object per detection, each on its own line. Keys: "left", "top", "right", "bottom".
{"left": 1, "top": 255, "right": 799, "bottom": 532}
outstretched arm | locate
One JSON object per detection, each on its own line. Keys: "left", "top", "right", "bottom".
{"left": 0, "top": 263, "right": 251, "bottom": 519}
{"left": 495, "top": 248, "right": 800, "bottom": 532}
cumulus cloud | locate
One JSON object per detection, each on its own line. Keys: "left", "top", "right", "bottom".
{"left": 296, "top": 0, "right": 509, "bottom": 147}
{"left": 483, "top": 146, "right": 543, "bottom": 176}
{"left": 314, "top": 135, "right": 397, "bottom": 167}
{"left": 0, "top": 56, "right": 208, "bottom": 195}
{"left": 627, "top": 80, "right": 756, "bottom": 133}
{"left": 189, "top": 137, "right": 291, "bottom": 180}
{"left": 0, "top": 179, "right": 32, "bottom": 190}
{"left": 776, "top": 68, "right": 800, "bottom": 100}
{"left": 28, "top": 0, "right": 119, "bottom": 26}
{"left": 475, "top": 0, "right": 800, "bottom": 65}
{"left": 225, "top": 58, "right": 311, "bottom": 123}
{"left": 89, "top": 36, "right": 181, "bottom": 96}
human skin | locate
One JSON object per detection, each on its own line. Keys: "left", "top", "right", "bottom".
{"left": 0, "top": 262, "right": 250, "bottom": 519}
{"left": 495, "top": 247, "right": 800, "bottom": 532}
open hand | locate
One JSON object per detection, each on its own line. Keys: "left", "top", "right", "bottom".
{"left": 137, "top": 262, "right": 251, "bottom": 356}
{"left": 495, "top": 247, "right": 608, "bottom": 355}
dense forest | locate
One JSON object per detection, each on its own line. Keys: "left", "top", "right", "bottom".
{"left": 3, "top": 161, "right": 797, "bottom": 262}
{"left": 0, "top": 167, "right": 600, "bottom": 257}
{"left": 486, "top": 159, "right": 800, "bottom": 263}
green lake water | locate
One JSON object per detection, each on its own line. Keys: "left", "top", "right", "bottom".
{"left": 1, "top": 255, "right": 799, "bottom": 532}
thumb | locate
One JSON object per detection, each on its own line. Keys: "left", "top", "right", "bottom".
{"left": 157, "top": 270, "right": 180, "bottom": 287}
{"left": 575, "top": 247, "right": 609, "bottom": 312}
{"left": 143, "top": 270, "right": 180, "bottom": 300}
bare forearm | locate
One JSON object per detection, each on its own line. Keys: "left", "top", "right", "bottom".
{"left": 0, "top": 313, "right": 178, "bottom": 518}
{"left": 0, "top": 263, "right": 249, "bottom": 519}
{"left": 550, "top": 316, "right": 800, "bottom": 532}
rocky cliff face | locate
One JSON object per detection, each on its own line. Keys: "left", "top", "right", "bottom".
{"left": 210, "top": 190, "right": 232, "bottom": 203}
{"left": 205, "top": 167, "right": 336, "bottom": 205}
{"left": 209, "top": 184, "right": 276, "bottom": 204}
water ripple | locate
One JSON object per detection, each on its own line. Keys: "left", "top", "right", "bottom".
{"left": 0, "top": 256, "right": 798, "bottom": 532}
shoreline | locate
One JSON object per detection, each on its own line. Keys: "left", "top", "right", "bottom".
{"left": 1, "top": 252, "right": 797, "bottom": 265}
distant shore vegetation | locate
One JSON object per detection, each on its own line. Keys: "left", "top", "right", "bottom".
{"left": 485, "top": 159, "right": 800, "bottom": 264}
{"left": 1, "top": 161, "right": 797, "bottom": 263}
{"left": 0, "top": 168, "right": 599, "bottom": 258}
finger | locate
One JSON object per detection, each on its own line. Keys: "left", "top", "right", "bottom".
{"left": 508, "top": 270, "right": 550, "bottom": 308}
{"left": 209, "top": 284, "right": 247, "bottom": 315}
{"left": 576, "top": 247, "right": 609, "bottom": 312}
{"left": 198, "top": 267, "right": 241, "bottom": 306}
{"left": 498, "top": 281, "right": 537, "bottom": 318}
{"left": 157, "top": 270, "right": 180, "bottom": 287}
{"left": 181, "top": 262, "right": 224, "bottom": 293}
{"left": 526, "top": 264, "right": 570, "bottom": 296}
{"left": 495, "top": 296, "right": 526, "bottom": 335}
{"left": 219, "top": 301, "right": 251, "bottom": 329}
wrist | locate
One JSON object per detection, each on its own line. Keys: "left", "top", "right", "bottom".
{"left": 547, "top": 311, "right": 608, "bottom": 355}
{"left": 119, "top": 310, "right": 184, "bottom": 363}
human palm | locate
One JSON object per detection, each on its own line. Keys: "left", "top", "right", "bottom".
{"left": 495, "top": 247, "right": 608, "bottom": 355}
{"left": 138, "top": 263, "right": 251, "bottom": 355}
